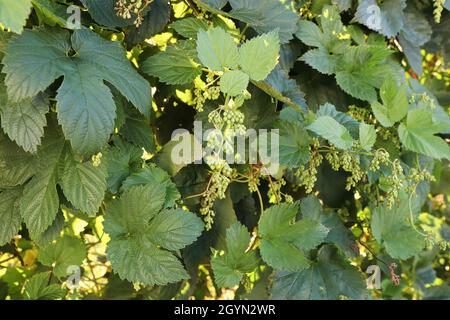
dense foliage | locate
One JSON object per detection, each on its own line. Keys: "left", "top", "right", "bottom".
{"left": 0, "top": 0, "right": 449, "bottom": 300}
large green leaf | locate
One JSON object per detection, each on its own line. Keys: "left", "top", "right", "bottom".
{"left": 20, "top": 128, "right": 64, "bottom": 237}
{"left": 211, "top": 221, "right": 258, "bottom": 288}
{"left": 196, "top": 27, "right": 239, "bottom": 71}
{"left": 397, "top": 6, "right": 432, "bottom": 75}
{"left": 307, "top": 116, "right": 353, "bottom": 150}
{"left": 271, "top": 245, "right": 367, "bottom": 300}
{"left": 0, "top": 82, "right": 48, "bottom": 153}
{"left": 147, "top": 208, "right": 204, "bottom": 251}
{"left": 359, "top": 123, "right": 376, "bottom": 151}
{"left": 398, "top": 108, "right": 450, "bottom": 160}
{"left": 143, "top": 42, "right": 202, "bottom": 85}
{"left": 0, "top": 187, "right": 22, "bottom": 246}
{"left": 371, "top": 202, "right": 425, "bottom": 260}
{"left": 122, "top": 166, "right": 181, "bottom": 208}
{"left": 238, "top": 31, "right": 280, "bottom": 81}
{"left": 258, "top": 202, "right": 328, "bottom": 272}
{"left": 371, "top": 77, "right": 408, "bottom": 127}
{"left": 220, "top": 70, "right": 249, "bottom": 96}
{"left": 229, "top": 0, "right": 299, "bottom": 44}
{"left": 170, "top": 17, "right": 209, "bottom": 39}
{"left": 278, "top": 120, "right": 311, "bottom": 167}
{"left": 0, "top": 0, "right": 32, "bottom": 34}
{"left": 23, "top": 272, "right": 66, "bottom": 300}
{"left": 38, "top": 236, "right": 86, "bottom": 277}
{"left": 0, "top": 134, "right": 35, "bottom": 188}
{"left": 2, "top": 28, "right": 151, "bottom": 155}
{"left": 59, "top": 146, "right": 108, "bottom": 216}
{"left": 104, "top": 185, "right": 203, "bottom": 285}
{"left": 300, "top": 196, "right": 357, "bottom": 257}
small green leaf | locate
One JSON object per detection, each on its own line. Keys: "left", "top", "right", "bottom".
{"left": 147, "top": 208, "right": 204, "bottom": 251}
{"left": 0, "top": 187, "right": 22, "bottom": 246}
{"left": 38, "top": 236, "right": 86, "bottom": 278}
{"left": 0, "top": 88, "right": 48, "bottom": 153}
{"left": 398, "top": 108, "right": 450, "bottom": 160}
{"left": 23, "top": 272, "right": 66, "bottom": 300}
{"left": 229, "top": 0, "right": 299, "bottom": 44}
{"left": 196, "top": 27, "right": 239, "bottom": 71}
{"left": 371, "top": 203, "right": 425, "bottom": 260}
{"left": 143, "top": 41, "right": 202, "bottom": 85}
{"left": 307, "top": 116, "right": 353, "bottom": 150}
{"left": 211, "top": 221, "right": 258, "bottom": 288}
{"left": 220, "top": 70, "right": 249, "bottom": 96}
{"left": 60, "top": 147, "right": 107, "bottom": 215}
{"left": 371, "top": 77, "right": 408, "bottom": 127}
{"left": 170, "top": 17, "right": 209, "bottom": 39}
{"left": 104, "top": 185, "right": 203, "bottom": 285}
{"left": 238, "top": 31, "right": 280, "bottom": 81}
{"left": 359, "top": 123, "right": 376, "bottom": 151}
{"left": 0, "top": 0, "right": 32, "bottom": 34}
{"left": 122, "top": 166, "right": 181, "bottom": 208}
{"left": 271, "top": 245, "right": 367, "bottom": 300}
{"left": 278, "top": 120, "right": 311, "bottom": 167}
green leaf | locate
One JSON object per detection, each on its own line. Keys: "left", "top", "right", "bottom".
{"left": 397, "top": 7, "right": 432, "bottom": 75}
{"left": 2, "top": 28, "right": 151, "bottom": 155}
{"left": 170, "top": 17, "right": 209, "bottom": 39}
{"left": 398, "top": 108, "right": 450, "bottom": 160}
{"left": 34, "top": 211, "right": 64, "bottom": 246}
{"left": 32, "top": 0, "right": 69, "bottom": 28}
{"left": 23, "top": 272, "right": 66, "bottom": 300}
{"left": 278, "top": 120, "right": 311, "bottom": 167}
{"left": 287, "top": 219, "right": 329, "bottom": 251}
{"left": 0, "top": 81, "right": 48, "bottom": 153}
{"left": 229, "top": 0, "right": 299, "bottom": 44}
{"left": 0, "top": 187, "right": 22, "bottom": 246}
{"left": 143, "top": 42, "right": 202, "bottom": 85}
{"left": 354, "top": 0, "right": 406, "bottom": 38}
{"left": 335, "top": 45, "right": 394, "bottom": 102}
{"left": 20, "top": 129, "right": 64, "bottom": 237}
{"left": 196, "top": 27, "right": 239, "bottom": 71}
{"left": 300, "top": 48, "right": 337, "bottom": 75}
{"left": 0, "top": 0, "right": 32, "bottom": 34}
{"left": 220, "top": 70, "right": 249, "bottom": 96}
{"left": 0, "top": 134, "right": 35, "bottom": 188}
{"left": 211, "top": 221, "right": 258, "bottom": 288}
{"left": 106, "top": 139, "right": 143, "bottom": 193}
{"left": 359, "top": 123, "right": 376, "bottom": 151}
{"left": 371, "top": 203, "right": 425, "bottom": 259}
{"left": 316, "top": 103, "right": 360, "bottom": 138}
{"left": 301, "top": 195, "right": 357, "bottom": 257}
{"left": 258, "top": 202, "right": 327, "bottom": 272}
{"left": 238, "top": 31, "right": 280, "bottom": 81}
{"left": 147, "top": 208, "right": 204, "bottom": 251}
{"left": 2, "top": 28, "right": 71, "bottom": 102}
{"left": 271, "top": 245, "right": 367, "bottom": 300}
{"left": 38, "top": 236, "right": 86, "bottom": 278}
{"left": 259, "top": 239, "right": 310, "bottom": 272}
{"left": 295, "top": 20, "right": 325, "bottom": 49}
{"left": 307, "top": 116, "right": 353, "bottom": 150}
{"left": 104, "top": 185, "right": 203, "bottom": 285}
{"left": 122, "top": 166, "right": 181, "bottom": 208}
{"left": 60, "top": 147, "right": 107, "bottom": 215}
{"left": 371, "top": 77, "right": 408, "bottom": 127}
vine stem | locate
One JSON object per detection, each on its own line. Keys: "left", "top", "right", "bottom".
{"left": 357, "top": 239, "right": 389, "bottom": 268}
